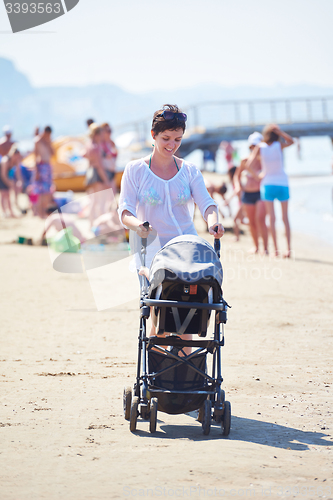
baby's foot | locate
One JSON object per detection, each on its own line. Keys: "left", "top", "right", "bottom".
{"left": 138, "top": 266, "right": 150, "bottom": 280}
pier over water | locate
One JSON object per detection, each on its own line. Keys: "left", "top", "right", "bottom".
{"left": 114, "top": 96, "right": 333, "bottom": 158}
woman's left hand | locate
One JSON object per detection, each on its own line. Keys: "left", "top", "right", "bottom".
{"left": 208, "top": 223, "right": 225, "bottom": 238}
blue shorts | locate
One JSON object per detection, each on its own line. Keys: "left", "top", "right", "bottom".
{"left": 260, "top": 185, "right": 289, "bottom": 202}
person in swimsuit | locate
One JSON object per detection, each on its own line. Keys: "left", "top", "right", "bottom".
{"left": 101, "top": 122, "right": 117, "bottom": 188}
{"left": 7, "top": 146, "right": 31, "bottom": 214}
{"left": 85, "top": 123, "right": 111, "bottom": 227}
{"left": 119, "top": 104, "right": 224, "bottom": 349}
{"left": 246, "top": 124, "right": 294, "bottom": 257}
{"left": 0, "top": 145, "right": 21, "bottom": 218}
{"left": 0, "top": 125, "right": 14, "bottom": 160}
{"left": 0, "top": 125, "right": 15, "bottom": 197}
{"left": 234, "top": 132, "right": 268, "bottom": 254}
{"left": 34, "top": 126, "right": 55, "bottom": 218}
{"left": 220, "top": 141, "right": 235, "bottom": 169}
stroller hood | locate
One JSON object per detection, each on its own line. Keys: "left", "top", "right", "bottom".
{"left": 149, "top": 235, "right": 223, "bottom": 295}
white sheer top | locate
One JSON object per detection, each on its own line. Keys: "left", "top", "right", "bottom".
{"left": 118, "top": 158, "right": 217, "bottom": 268}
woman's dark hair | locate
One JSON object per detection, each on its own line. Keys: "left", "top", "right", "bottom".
{"left": 151, "top": 104, "right": 186, "bottom": 136}
{"left": 228, "top": 166, "right": 237, "bottom": 181}
{"left": 262, "top": 125, "right": 279, "bottom": 144}
{"left": 217, "top": 182, "right": 227, "bottom": 196}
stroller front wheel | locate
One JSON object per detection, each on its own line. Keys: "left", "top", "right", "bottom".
{"left": 130, "top": 396, "right": 139, "bottom": 432}
{"left": 222, "top": 400, "right": 231, "bottom": 436}
{"left": 202, "top": 399, "right": 212, "bottom": 435}
{"left": 123, "top": 386, "right": 132, "bottom": 421}
{"left": 149, "top": 397, "right": 158, "bottom": 433}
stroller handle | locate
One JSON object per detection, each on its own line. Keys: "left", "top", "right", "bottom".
{"left": 213, "top": 226, "right": 221, "bottom": 258}
{"left": 142, "top": 221, "right": 150, "bottom": 250}
{"left": 140, "top": 221, "right": 150, "bottom": 291}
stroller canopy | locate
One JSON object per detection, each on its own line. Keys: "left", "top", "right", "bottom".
{"left": 149, "top": 235, "right": 223, "bottom": 295}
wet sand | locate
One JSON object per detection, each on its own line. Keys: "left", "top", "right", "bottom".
{"left": 0, "top": 209, "right": 332, "bottom": 500}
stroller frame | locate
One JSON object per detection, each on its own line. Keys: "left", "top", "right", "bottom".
{"left": 123, "top": 227, "right": 231, "bottom": 435}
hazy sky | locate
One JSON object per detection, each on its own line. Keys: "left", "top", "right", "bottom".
{"left": 1, "top": 0, "right": 333, "bottom": 93}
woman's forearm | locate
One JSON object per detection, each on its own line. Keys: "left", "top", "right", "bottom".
{"left": 278, "top": 129, "right": 294, "bottom": 146}
{"left": 122, "top": 210, "right": 142, "bottom": 231}
{"left": 233, "top": 165, "right": 242, "bottom": 192}
{"left": 122, "top": 210, "right": 152, "bottom": 238}
{"left": 205, "top": 205, "right": 224, "bottom": 237}
{"left": 205, "top": 205, "right": 218, "bottom": 226}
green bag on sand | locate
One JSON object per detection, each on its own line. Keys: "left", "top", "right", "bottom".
{"left": 49, "top": 227, "right": 81, "bottom": 253}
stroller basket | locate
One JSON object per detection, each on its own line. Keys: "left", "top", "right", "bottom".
{"left": 148, "top": 349, "right": 209, "bottom": 414}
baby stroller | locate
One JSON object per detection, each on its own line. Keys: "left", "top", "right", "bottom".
{"left": 123, "top": 226, "right": 231, "bottom": 436}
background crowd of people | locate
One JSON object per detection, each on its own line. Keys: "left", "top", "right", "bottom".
{"left": 205, "top": 124, "right": 294, "bottom": 257}
{"left": 0, "top": 117, "right": 295, "bottom": 256}
{"left": 0, "top": 119, "right": 118, "bottom": 226}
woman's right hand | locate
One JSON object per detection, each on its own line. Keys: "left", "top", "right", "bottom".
{"left": 268, "top": 123, "right": 281, "bottom": 134}
{"left": 136, "top": 222, "right": 152, "bottom": 238}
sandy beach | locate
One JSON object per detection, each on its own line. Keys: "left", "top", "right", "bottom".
{"left": 0, "top": 204, "right": 333, "bottom": 500}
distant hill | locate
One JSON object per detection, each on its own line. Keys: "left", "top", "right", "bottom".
{"left": 0, "top": 58, "right": 33, "bottom": 102}
{"left": 1, "top": 56, "right": 333, "bottom": 139}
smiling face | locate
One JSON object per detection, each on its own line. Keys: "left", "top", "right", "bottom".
{"left": 152, "top": 128, "right": 184, "bottom": 158}
{"left": 12, "top": 151, "right": 22, "bottom": 165}
{"left": 101, "top": 124, "right": 112, "bottom": 141}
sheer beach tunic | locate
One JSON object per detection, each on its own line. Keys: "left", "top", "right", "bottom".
{"left": 259, "top": 141, "right": 288, "bottom": 187}
{"left": 118, "top": 158, "right": 217, "bottom": 270}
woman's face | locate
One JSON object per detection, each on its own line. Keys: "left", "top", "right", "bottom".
{"left": 93, "top": 131, "right": 102, "bottom": 144}
{"left": 152, "top": 128, "right": 184, "bottom": 158}
{"left": 13, "top": 152, "right": 22, "bottom": 164}
{"left": 102, "top": 126, "right": 111, "bottom": 140}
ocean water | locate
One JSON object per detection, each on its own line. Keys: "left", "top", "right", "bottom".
{"left": 288, "top": 176, "right": 333, "bottom": 246}
{"left": 187, "top": 136, "right": 333, "bottom": 247}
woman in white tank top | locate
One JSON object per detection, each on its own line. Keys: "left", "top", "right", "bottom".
{"left": 246, "top": 124, "right": 294, "bottom": 257}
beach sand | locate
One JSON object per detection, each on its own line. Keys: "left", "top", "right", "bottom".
{"left": 0, "top": 208, "right": 333, "bottom": 500}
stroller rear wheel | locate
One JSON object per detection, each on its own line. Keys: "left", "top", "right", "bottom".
{"left": 149, "top": 397, "right": 158, "bottom": 433}
{"left": 222, "top": 400, "right": 231, "bottom": 436}
{"left": 202, "top": 399, "right": 212, "bottom": 435}
{"left": 123, "top": 386, "right": 132, "bottom": 421}
{"left": 213, "top": 390, "right": 225, "bottom": 423}
{"left": 130, "top": 396, "right": 139, "bottom": 432}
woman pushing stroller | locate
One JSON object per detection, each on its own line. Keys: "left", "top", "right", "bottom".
{"left": 119, "top": 105, "right": 231, "bottom": 435}
{"left": 118, "top": 104, "right": 224, "bottom": 258}
{"left": 118, "top": 104, "right": 224, "bottom": 332}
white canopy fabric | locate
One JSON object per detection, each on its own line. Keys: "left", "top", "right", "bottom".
{"left": 148, "top": 235, "right": 223, "bottom": 296}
